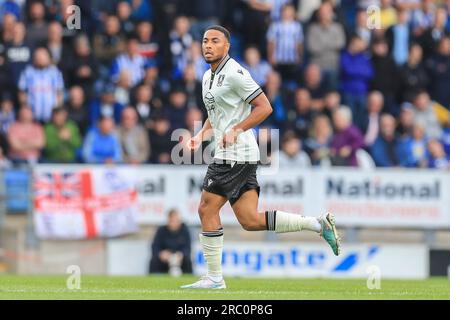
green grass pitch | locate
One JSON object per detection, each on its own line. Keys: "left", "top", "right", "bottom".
{"left": 0, "top": 275, "right": 449, "bottom": 300}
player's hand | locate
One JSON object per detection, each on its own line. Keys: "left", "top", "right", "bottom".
{"left": 187, "top": 134, "right": 202, "bottom": 152}
{"left": 220, "top": 128, "right": 241, "bottom": 148}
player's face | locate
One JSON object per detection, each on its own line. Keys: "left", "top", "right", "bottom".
{"left": 202, "top": 29, "right": 230, "bottom": 64}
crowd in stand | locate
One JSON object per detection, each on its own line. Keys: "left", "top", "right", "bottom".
{"left": 0, "top": 0, "right": 449, "bottom": 169}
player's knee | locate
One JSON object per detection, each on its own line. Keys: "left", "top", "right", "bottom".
{"left": 240, "top": 220, "right": 259, "bottom": 231}
{"left": 198, "top": 202, "right": 211, "bottom": 220}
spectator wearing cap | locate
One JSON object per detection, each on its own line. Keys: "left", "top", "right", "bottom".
{"left": 117, "top": 106, "right": 150, "bottom": 164}
{"left": 111, "top": 34, "right": 153, "bottom": 88}
{"left": 82, "top": 116, "right": 122, "bottom": 164}
{"left": 7, "top": 106, "right": 45, "bottom": 164}
{"left": 44, "top": 107, "right": 82, "bottom": 163}
{"left": 330, "top": 106, "right": 365, "bottom": 167}
{"left": 18, "top": 47, "right": 64, "bottom": 123}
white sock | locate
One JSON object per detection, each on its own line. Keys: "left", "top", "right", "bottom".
{"left": 199, "top": 231, "right": 223, "bottom": 282}
{"left": 266, "top": 210, "right": 321, "bottom": 233}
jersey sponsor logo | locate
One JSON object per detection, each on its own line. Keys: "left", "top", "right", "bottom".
{"left": 217, "top": 74, "right": 225, "bottom": 87}
{"left": 204, "top": 92, "right": 216, "bottom": 112}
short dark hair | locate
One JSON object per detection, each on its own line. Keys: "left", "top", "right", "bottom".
{"left": 204, "top": 25, "right": 230, "bottom": 43}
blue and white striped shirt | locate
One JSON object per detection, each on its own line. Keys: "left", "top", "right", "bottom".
{"left": 111, "top": 53, "right": 150, "bottom": 87}
{"left": 267, "top": 20, "right": 303, "bottom": 64}
{"left": 270, "top": 0, "right": 292, "bottom": 21}
{"left": 18, "top": 65, "right": 64, "bottom": 122}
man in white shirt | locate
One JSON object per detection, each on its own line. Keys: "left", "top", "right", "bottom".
{"left": 181, "top": 26, "right": 340, "bottom": 290}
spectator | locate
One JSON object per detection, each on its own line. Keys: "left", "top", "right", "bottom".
{"left": 301, "top": 64, "right": 327, "bottom": 111}
{"left": 136, "top": 21, "right": 159, "bottom": 61}
{"left": 427, "top": 138, "right": 450, "bottom": 169}
{"left": 288, "top": 88, "right": 314, "bottom": 140}
{"left": 340, "top": 34, "right": 374, "bottom": 130}
{"left": 89, "top": 84, "right": 125, "bottom": 125}
{"left": 18, "top": 47, "right": 64, "bottom": 123}
{"left": 267, "top": 4, "right": 304, "bottom": 82}
{"left": 44, "top": 107, "right": 82, "bottom": 163}
{"left": 306, "top": 2, "right": 346, "bottom": 90}
{"left": 25, "top": 1, "right": 48, "bottom": 46}
{"left": 114, "top": 70, "right": 132, "bottom": 106}
{"left": 7, "top": 106, "right": 45, "bottom": 164}
{"left": 65, "top": 86, "right": 88, "bottom": 136}
{"left": 82, "top": 116, "right": 122, "bottom": 164}
{"left": 149, "top": 209, "right": 192, "bottom": 276}
{"left": 370, "top": 37, "right": 398, "bottom": 116}
{"left": 330, "top": 106, "right": 365, "bottom": 166}
{"left": 242, "top": 46, "right": 272, "bottom": 87}
{"left": 262, "top": 71, "right": 288, "bottom": 129}
{"left": 321, "top": 90, "right": 342, "bottom": 120}
{"left": 426, "top": 36, "right": 450, "bottom": 109}
{"left": 364, "top": 91, "right": 384, "bottom": 146}
{"left": 169, "top": 16, "right": 193, "bottom": 80}
{"left": 46, "top": 21, "right": 65, "bottom": 66}
{"left": 411, "top": 91, "right": 443, "bottom": 139}
{"left": 1, "top": 12, "right": 16, "bottom": 44}
{"left": 386, "top": 7, "right": 411, "bottom": 66}
{"left": 64, "top": 34, "right": 99, "bottom": 100}
{"left": 0, "top": 95, "right": 15, "bottom": 136}
{"left": 304, "top": 115, "right": 333, "bottom": 166}
{"left": 418, "top": 7, "right": 449, "bottom": 59}
{"left": 369, "top": 113, "right": 408, "bottom": 167}
{"left": 408, "top": 122, "right": 429, "bottom": 168}
{"left": 117, "top": 107, "right": 150, "bottom": 164}
{"left": 398, "top": 43, "right": 430, "bottom": 103}
{"left": 273, "top": 130, "right": 311, "bottom": 167}
{"left": 5, "top": 22, "right": 32, "bottom": 87}
{"left": 148, "top": 116, "right": 174, "bottom": 164}
{"left": 172, "top": 64, "right": 203, "bottom": 110}
{"left": 410, "top": 0, "right": 435, "bottom": 38}
{"left": 166, "top": 88, "right": 188, "bottom": 130}
{"left": 128, "top": 0, "right": 153, "bottom": 22}
{"left": 111, "top": 34, "right": 151, "bottom": 87}
{"left": 116, "top": 1, "right": 135, "bottom": 34}
{"left": 132, "top": 84, "right": 160, "bottom": 129}
{"left": 354, "top": 9, "right": 372, "bottom": 46}
{"left": 93, "top": 15, "right": 126, "bottom": 69}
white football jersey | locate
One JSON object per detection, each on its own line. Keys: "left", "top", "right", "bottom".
{"left": 202, "top": 55, "right": 263, "bottom": 162}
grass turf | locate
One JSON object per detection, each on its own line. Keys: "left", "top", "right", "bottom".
{"left": 0, "top": 275, "right": 449, "bottom": 300}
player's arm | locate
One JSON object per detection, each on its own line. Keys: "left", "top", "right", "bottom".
{"left": 221, "top": 93, "right": 272, "bottom": 148}
{"left": 187, "top": 118, "right": 213, "bottom": 151}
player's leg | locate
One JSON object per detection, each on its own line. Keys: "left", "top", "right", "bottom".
{"left": 181, "top": 190, "right": 227, "bottom": 289}
{"left": 231, "top": 189, "right": 341, "bottom": 256}
{"left": 231, "top": 189, "right": 321, "bottom": 232}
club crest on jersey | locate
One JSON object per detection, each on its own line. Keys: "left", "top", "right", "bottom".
{"left": 217, "top": 74, "right": 225, "bottom": 87}
{"left": 204, "top": 92, "right": 216, "bottom": 112}
{"left": 237, "top": 69, "right": 243, "bottom": 75}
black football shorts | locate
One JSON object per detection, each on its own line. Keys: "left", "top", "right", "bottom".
{"left": 202, "top": 161, "right": 260, "bottom": 205}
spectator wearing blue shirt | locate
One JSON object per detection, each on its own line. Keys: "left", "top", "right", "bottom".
{"left": 386, "top": 7, "right": 411, "bottom": 66}
{"left": 241, "top": 46, "right": 272, "bottom": 87}
{"left": 427, "top": 139, "right": 450, "bottom": 169}
{"left": 370, "top": 114, "right": 410, "bottom": 167}
{"left": 82, "top": 116, "right": 122, "bottom": 164}
{"left": 18, "top": 47, "right": 64, "bottom": 123}
{"left": 89, "top": 84, "right": 125, "bottom": 126}
{"left": 340, "top": 34, "right": 374, "bottom": 130}
{"left": 5, "top": 22, "right": 32, "bottom": 87}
